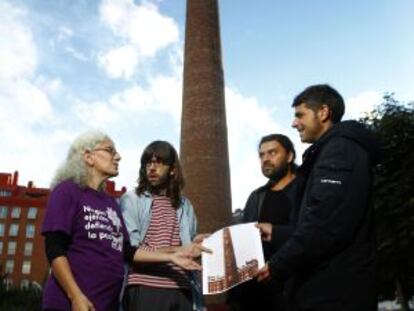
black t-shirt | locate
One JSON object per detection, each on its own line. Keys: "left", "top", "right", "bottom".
{"left": 227, "top": 185, "right": 294, "bottom": 310}
{"left": 259, "top": 189, "right": 291, "bottom": 260}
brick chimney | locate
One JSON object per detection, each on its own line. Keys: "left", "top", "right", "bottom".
{"left": 180, "top": 0, "right": 232, "bottom": 233}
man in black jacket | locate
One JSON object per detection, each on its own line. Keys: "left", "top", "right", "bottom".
{"left": 257, "top": 84, "right": 379, "bottom": 311}
{"left": 228, "top": 134, "right": 296, "bottom": 311}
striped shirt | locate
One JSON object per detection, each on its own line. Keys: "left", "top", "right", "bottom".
{"left": 127, "top": 195, "right": 191, "bottom": 289}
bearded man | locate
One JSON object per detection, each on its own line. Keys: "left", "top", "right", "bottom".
{"left": 228, "top": 134, "right": 296, "bottom": 311}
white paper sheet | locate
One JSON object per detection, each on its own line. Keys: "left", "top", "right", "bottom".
{"left": 201, "top": 222, "right": 265, "bottom": 295}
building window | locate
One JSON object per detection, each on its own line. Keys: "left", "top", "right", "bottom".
{"left": 22, "top": 261, "right": 31, "bottom": 274}
{"left": 4, "top": 278, "right": 13, "bottom": 290}
{"left": 0, "top": 190, "right": 11, "bottom": 197}
{"left": 0, "top": 206, "right": 7, "bottom": 218}
{"left": 7, "top": 241, "right": 16, "bottom": 255}
{"left": 5, "top": 260, "right": 14, "bottom": 273}
{"left": 24, "top": 242, "right": 33, "bottom": 256}
{"left": 0, "top": 223, "right": 4, "bottom": 237}
{"left": 9, "top": 224, "right": 19, "bottom": 237}
{"left": 21, "top": 279, "right": 30, "bottom": 288}
{"left": 26, "top": 224, "right": 35, "bottom": 238}
{"left": 0, "top": 241, "right": 3, "bottom": 254}
{"left": 27, "top": 207, "right": 38, "bottom": 220}
{"left": 11, "top": 207, "right": 21, "bottom": 219}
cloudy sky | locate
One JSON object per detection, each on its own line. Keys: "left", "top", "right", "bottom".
{"left": 1, "top": 0, "right": 413, "bottom": 211}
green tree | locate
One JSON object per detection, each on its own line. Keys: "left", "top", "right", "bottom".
{"left": 0, "top": 281, "right": 42, "bottom": 311}
{"left": 361, "top": 94, "right": 414, "bottom": 311}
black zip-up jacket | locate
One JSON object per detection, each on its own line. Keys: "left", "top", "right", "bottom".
{"left": 268, "top": 120, "right": 380, "bottom": 311}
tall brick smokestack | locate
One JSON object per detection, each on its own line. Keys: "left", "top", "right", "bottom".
{"left": 180, "top": 0, "right": 232, "bottom": 233}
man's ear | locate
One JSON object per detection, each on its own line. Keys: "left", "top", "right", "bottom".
{"left": 287, "top": 151, "right": 294, "bottom": 164}
{"left": 318, "top": 104, "right": 331, "bottom": 123}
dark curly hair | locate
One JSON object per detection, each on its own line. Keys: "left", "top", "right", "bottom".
{"left": 136, "top": 141, "right": 184, "bottom": 209}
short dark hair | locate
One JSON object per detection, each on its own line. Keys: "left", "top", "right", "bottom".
{"left": 136, "top": 140, "right": 184, "bottom": 209}
{"left": 259, "top": 134, "right": 297, "bottom": 172}
{"left": 292, "top": 84, "right": 345, "bottom": 123}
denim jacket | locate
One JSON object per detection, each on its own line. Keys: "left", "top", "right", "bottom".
{"left": 120, "top": 190, "right": 203, "bottom": 310}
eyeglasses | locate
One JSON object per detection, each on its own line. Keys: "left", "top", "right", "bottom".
{"left": 92, "top": 146, "right": 119, "bottom": 157}
{"left": 145, "top": 159, "right": 167, "bottom": 169}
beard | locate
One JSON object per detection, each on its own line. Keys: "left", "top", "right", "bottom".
{"left": 263, "top": 161, "right": 289, "bottom": 183}
{"left": 148, "top": 173, "right": 170, "bottom": 194}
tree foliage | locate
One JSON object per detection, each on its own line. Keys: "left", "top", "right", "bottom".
{"left": 0, "top": 281, "right": 42, "bottom": 311}
{"left": 361, "top": 94, "right": 414, "bottom": 308}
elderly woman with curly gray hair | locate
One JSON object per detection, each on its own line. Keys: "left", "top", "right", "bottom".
{"left": 41, "top": 131, "right": 201, "bottom": 311}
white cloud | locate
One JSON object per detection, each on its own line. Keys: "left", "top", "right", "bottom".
{"left": 147, "top": 74, "right": 182, "bottom": 118}
{"left": 100, "top": 0, "right": 178, "bottom": 56}
{"left": 226, "top": 87, "right": 282, "bottom": 145}
{"left": 0, "top": 1, "right": 37, "bottom": 80}
{"left": 110, "top": 140, "right": 145, "bottom": 190}
{"left": 98, "top": 0, "right": 179, "bottom": 79}
{"left": 0, "top": 1, "right": 69, "bottom": 188}
{"left": 225, "top": 87, "right": 284, "bottom": 209}
{"left": 36, "top": 77, "right": 63, "bottom": 95}
{"left": 110, "top": 85, "right": 153, "bottom": 111}
{"left": 57, "top": 26, "right": 73, "bottom": 41}
{"left": 50, "top": 26, "right": 89, "bottom": 61}
{"left": 94, "top": 73, "right": 182, "bottom": 119}
{"left": 65, "top": 46, "right": 89, "bottom": 62}
{"left": 0, "top": 125, "right": 73, "bottom": 186}
{"left": 0, "top": 2, "right": 53, "bottom": 127}
{"left": 73, "top": 99, "right": 121, "bottom": 127}
{"left": 0, "top": 79, "right": 53, "bottom": 124}
{"left": 344, "top": 91, "right": 382, "bottom": 120}
{"left": 99, "top": 45, "right": 139, "bottom": 79}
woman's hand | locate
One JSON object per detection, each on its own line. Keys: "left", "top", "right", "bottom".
{"left": 50, "top": 256, "right": 95, "bottom": 311}
{"left": 71, "top": 293, "right": 95, "bottom": 311}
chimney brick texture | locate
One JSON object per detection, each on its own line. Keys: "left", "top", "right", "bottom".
{"left": 180, "top": 0, "right": 232, "bottom": 233}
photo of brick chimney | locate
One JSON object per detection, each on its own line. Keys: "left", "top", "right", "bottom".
{"left": 223, "top": 227, "right": 239, "bottom": 288}
{"left": 205, "top": 225, "right": 261, "bottom": 295}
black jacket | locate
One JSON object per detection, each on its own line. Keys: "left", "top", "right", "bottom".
{"left": 268, "top": 120, "right": 380, "bottom": 311}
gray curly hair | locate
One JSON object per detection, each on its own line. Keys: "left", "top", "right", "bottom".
{"left": 51, "top": 130, "right": 110, "bottom": 189}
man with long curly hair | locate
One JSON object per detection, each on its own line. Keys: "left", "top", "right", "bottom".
{"left": 120, "top": 141, "right": 205, "bottom": 311}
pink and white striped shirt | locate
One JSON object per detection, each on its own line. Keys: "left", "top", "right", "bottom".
{"left": 127, "top": 195, "right": 191, "bottom": 289}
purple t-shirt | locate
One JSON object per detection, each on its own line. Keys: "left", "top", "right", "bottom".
{"left": 42, "top": 180, "right": 129, "bottom": 311}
